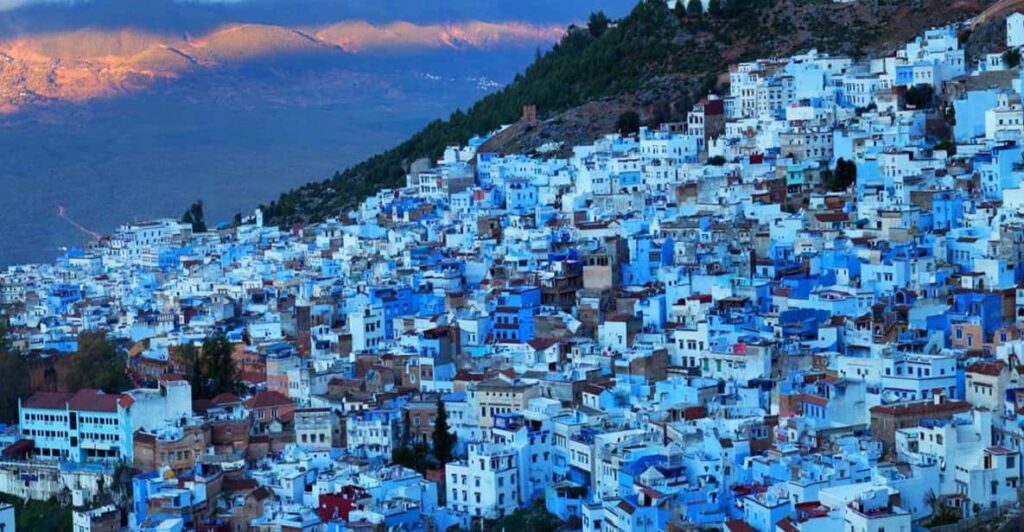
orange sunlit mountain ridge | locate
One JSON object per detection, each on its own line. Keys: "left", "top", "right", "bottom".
{"left": 0, "top": 19, "right": 566, "bottom": 113}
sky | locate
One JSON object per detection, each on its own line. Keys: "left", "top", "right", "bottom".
{"left": 0, "top": 0, "right": 640, "bottom": 35}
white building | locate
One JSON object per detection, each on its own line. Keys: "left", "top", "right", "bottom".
{"left": 895, "top": 409, "right": 1020, "bottom": 516}
{"left": 985, "top": 92, "right": 1024, "bottom": 141}
{"left": 126, "top": 378, "right": 194, "bottom": 433}
{"left": 19, "top": 389, "right": 135, "bottom": 463}
{"left": 1008, "top": 12, "right": 1024, "bottom": 49}
{"left": 294, "top": 408, "right": 340, "bottom": 450}
{"left": 345, "top": 410, "right": 400, "bottom": 459}
{"left": 349, "top": 305, "right": 385, "bottom": 353}
{"left": 445, "top": 442, "right": 520, "bottom": 519}
{"left": 843, "top": 489, "right": 912, "bottom": 532}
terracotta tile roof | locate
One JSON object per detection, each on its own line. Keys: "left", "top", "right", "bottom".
{"left": 212, "top": 393, "right": 242, "bottom": 405}
{"left": 118, "top": 395, "right": 135, "bottom": 410}
{"left": 726, "top": 520, "right": 755, "bottom": 532}
{"left": 245, "top": 391, "right": 293, "bottom": 409}
{"left": 870, "top": 399, "right": 970, "bottom": 417}
{"left": 776, "top": 517, "right": 799, "bottom": 532}
{"left": 239, "top": 371, "right": 266, "bottom": 384}
{"left": 640, "top": 486, "right": 664, "bottom": 499}
{"left": 795, "top": 501, "right": 831, "bottom": 517}
{"left": 223, "top": 478, "right": 258, "bottom": 493}
{"left": 22, "top": 391, "right": 75, "bottom": 410}
{"left": 69, "top": 390, "right": 122, "bottom": 413}
{"left": 250, "top": 486, "right": 273, "bottom": 501}
{"left": 527, "top": 338, "right": 559, "bottom": 350}
{"left": 24, "top": 389, "right": 125, "bottom": 413}
{"left": 192, "top": 399, "right": 213, "bottom": 416}
{"left": 966, "top": 361, "right": 1006, "bottom": 377}
{"left": 814, "top": 212, "right": 849, "bottom": 222}
{"left": 2, "top": 438, "right": 33, "bottom": 458}
{"left": 801, "top": 394, "right": 829, "bottom": 407}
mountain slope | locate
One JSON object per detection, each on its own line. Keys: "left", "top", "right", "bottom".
{"left": 0, "top": 20, "right": 565, "bottom": 113}
{"left": 260, "top": 0, "right": 994, "bottom": 226}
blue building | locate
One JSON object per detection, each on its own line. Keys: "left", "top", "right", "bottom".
{"left": 493, "top": 286, "right": 541, "bottom": 342}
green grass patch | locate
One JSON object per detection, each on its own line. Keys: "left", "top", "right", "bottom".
{"left": 0, "top": 494, "right": 73, "bottom": 532}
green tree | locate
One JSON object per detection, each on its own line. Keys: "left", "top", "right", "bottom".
{"left": 708, "top": 0, "right": 722, "bottom": 16}
{"left": 178, "top": 343, "right": 204, "bottom": 399}
{"left": 485, "top": 501, "right": 563, "bottom": 532}
{"left": 827, "top": 157, "right": 858, "bottom": 191}
{"left": 934, "top": 139, "right": 957, "bottom": 156}
{"left": 904, "top": 84, "right": 935, "bottom": 109}
{"left": 615, "top": 110, "right": 641, "bottom": 135}
{"left": 182, "top": 200, "right": 207, "bottom": 233}
{"left": 687, "top": 0, "right": 703, "bottom": 17}
{"left": 392, "top": 442, "right": 433, "bottom": 473}
{"left": 1004, "top": 48, "right": 1022, "bottom": 68}
{"left": 63, "top": 332, "right": 132, "bottom": 393}
{"left": 200, "top": 332, "right": 237, "bottom": 398}
{"left": 0, "top": 324, "right": 28, "bottom": 424}
{"left": 432, "top": 399, "right": 457, "bottom": 465}
{"left": 587, "top": 11, "right": 610, "bottom": 38}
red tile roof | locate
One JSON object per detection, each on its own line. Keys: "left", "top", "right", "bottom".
{"left": 801, "top": 394, "right": 829, "bottom": 407}
{"left": 967, "top": 361, "right": 1006, "bottom": 377}
{"left": 527, "top": 338, "right": 559, "bottom": 350}
{"left": 212, "top": 393, "right": 242, "bottom": 405}
{"left": 1, "top": 438, "right": 33, "bottom": 458}
{"left": 870, "top": 400, "right": 970, "bottom": 417}
{"left": 795, "top": 501, "right": 831, "bottom": 517}
{"left": 69, "top": 390, "right": 122, "bottom": 413}
{"left": 24, "top": 389, "right": 124, "bottom": 413}
{"left": 726, "top": 520, "right": 755, "bottom": 532}
{"left": 22, "top": 391, "right": 75, "bottom": 410}
{"left": 245, "top": 391, "right": 293, "bottom": 409}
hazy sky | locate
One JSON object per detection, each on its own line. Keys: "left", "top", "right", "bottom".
{"left": 0, "top": 0, "right": 639, "bottom": 35}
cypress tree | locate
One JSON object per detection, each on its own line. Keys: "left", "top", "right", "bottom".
{"left": 432, "top": 398, "right": 456, "bottom": 464}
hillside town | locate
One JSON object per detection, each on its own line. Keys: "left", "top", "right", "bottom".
{"left": 7, "top": 10, "right": 1024, "bottom": 532}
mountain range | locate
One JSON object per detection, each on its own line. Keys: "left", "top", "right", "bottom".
{"left": 0, "top": 20, "right": 566, "bottom": 113}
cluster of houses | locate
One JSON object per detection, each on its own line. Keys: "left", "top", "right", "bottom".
{"left": 8, "top": 11, "right": 1024, "bottom": 532}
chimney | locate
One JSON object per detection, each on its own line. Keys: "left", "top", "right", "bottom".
{"left": 933, "top": 389, "right": 944, "bottom": 405}
{"left": 522, "top": 105, "right": 538, "bottom": 127}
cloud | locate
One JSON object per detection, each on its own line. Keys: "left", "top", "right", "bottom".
{"left": 0, "top": 0, "right": 90, "bottom": 11}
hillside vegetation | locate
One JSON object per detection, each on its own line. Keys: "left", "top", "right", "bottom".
{"left": 261, "top": 0, "right": 992, "bottom": 225}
